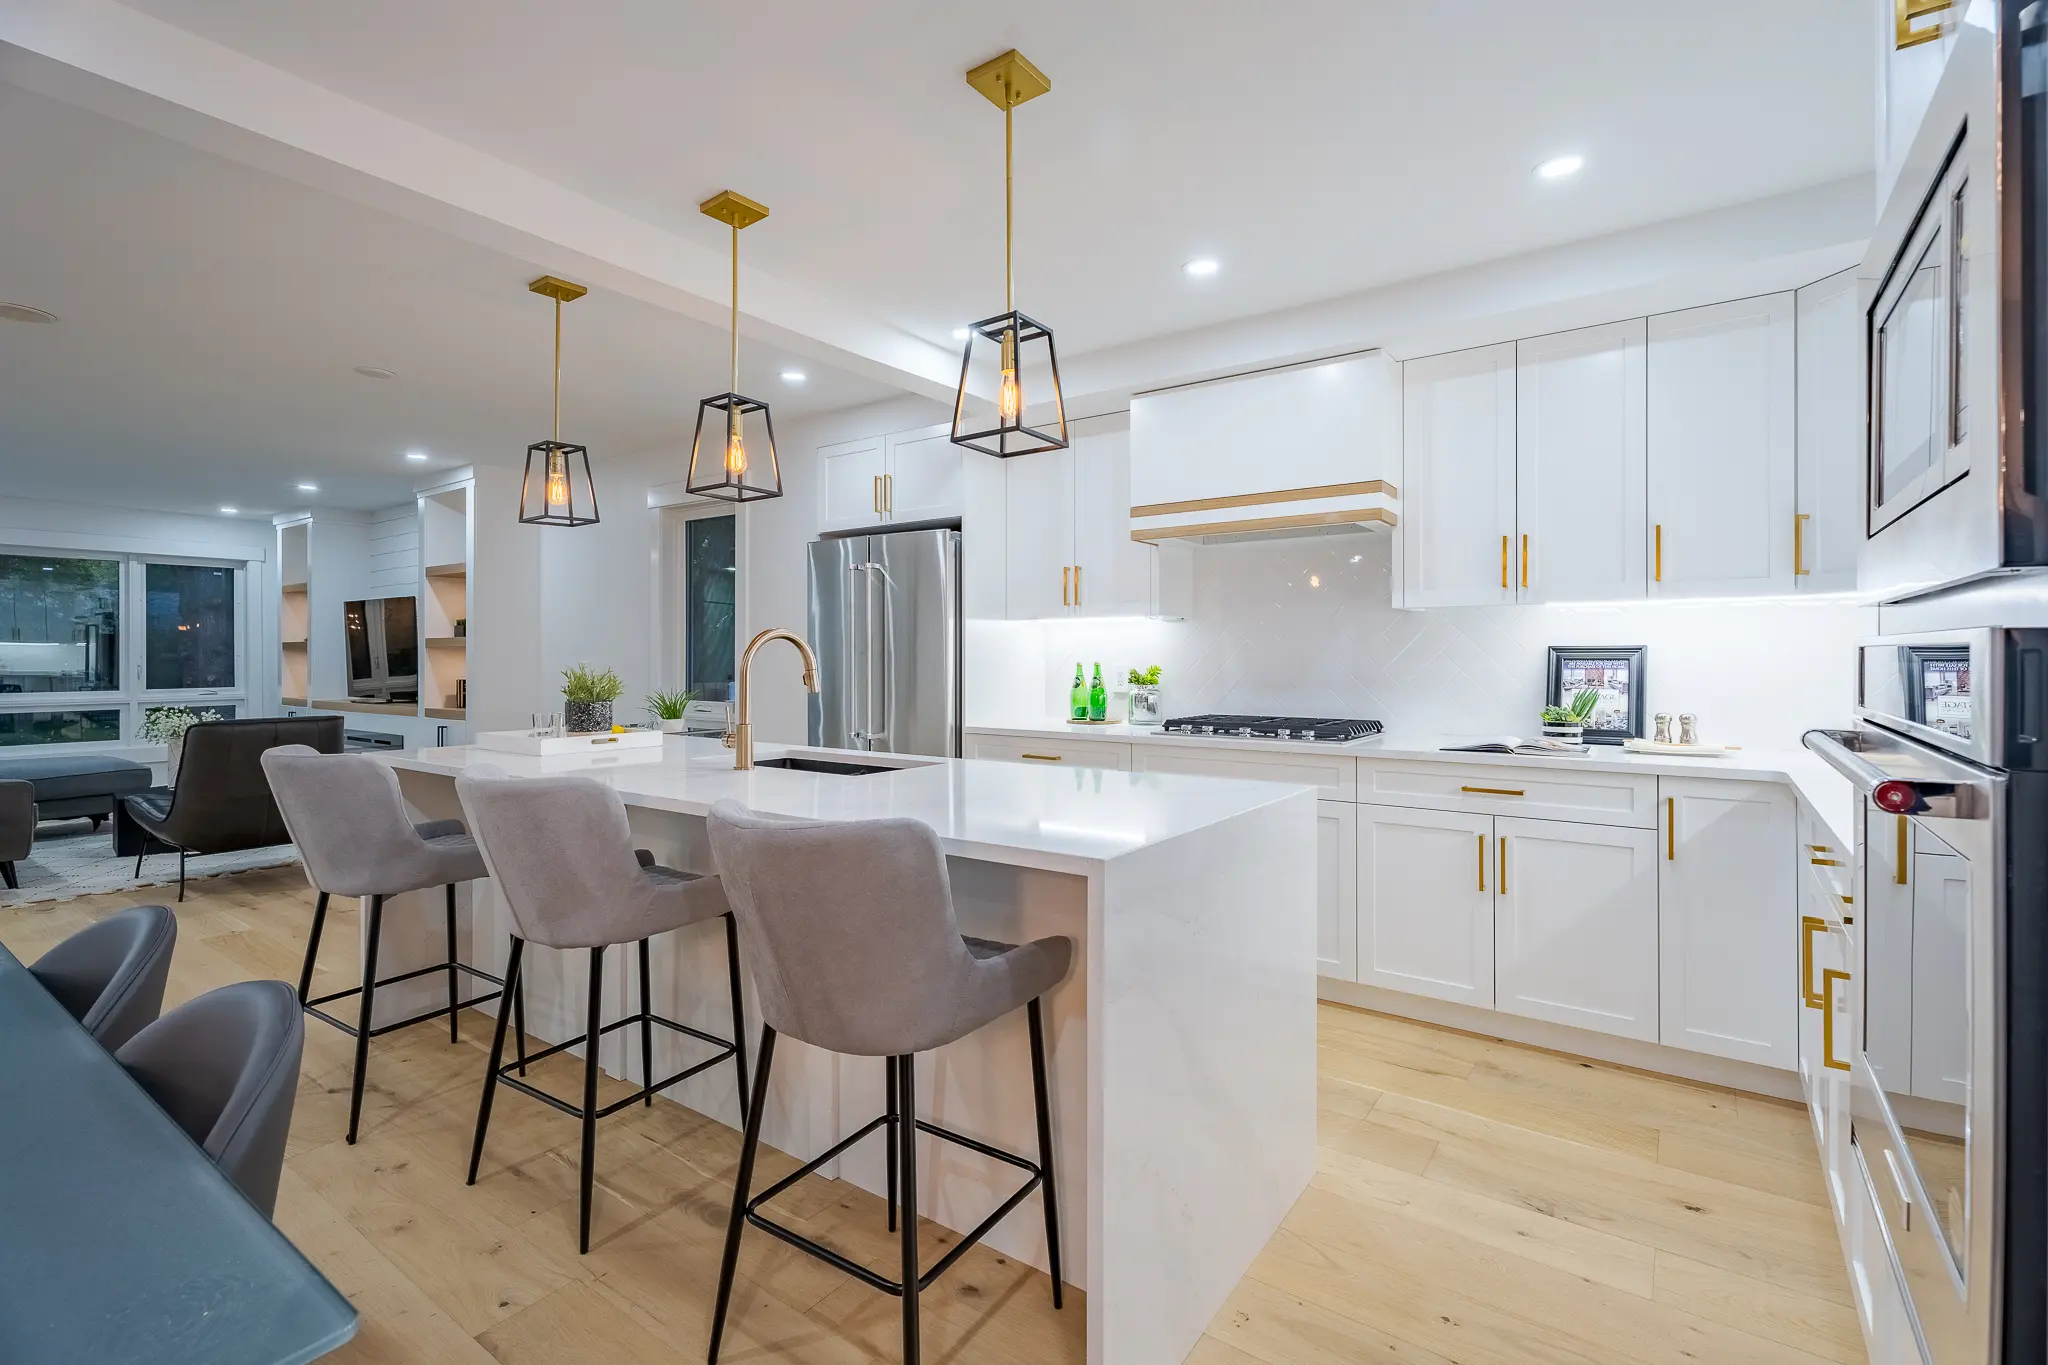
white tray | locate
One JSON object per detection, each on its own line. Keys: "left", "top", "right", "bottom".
{"left": 1621, "top": 737, "right": 1731, "bottom": 757}
{"left": 475, "top": 727, "right": 665, "bottom": 757}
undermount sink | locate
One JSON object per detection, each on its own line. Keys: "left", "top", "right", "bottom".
{"left": 753, "top": 755, "right": 907, "bottom": 777}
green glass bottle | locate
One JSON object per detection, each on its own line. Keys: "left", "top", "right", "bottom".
{"left": 1089, "top": 663, "right": 1107, "bottom": 722}
{"left": 1070, "top": 664, "right": 1088, "bottom": 720}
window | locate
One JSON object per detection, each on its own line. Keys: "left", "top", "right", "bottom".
{"left": 0, "top": 549, "right": 247, "bottom": 750}
{"left": 685, "top": 515, "right": 737, "bottom": 702}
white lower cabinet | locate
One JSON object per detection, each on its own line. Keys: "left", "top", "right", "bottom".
{"left": 1850, "top": 1138, "right": 1931, "bottom": 1365}
{"left": 1356, "top": 803, "right": 1494, "bottom": 1007}
{"left": 1658, "top": 777, "right": 1797, "bottom": 1067}
{"left": 1798, "top": 883, "right": 1852, "bottom": 1219}
{"left": 1316, "top": 801, "right": 1358, "bottom": 981}
{"left": 1493, "top": 815, "right": 1660, "bottom": 1042}
{"left": 960, "top": 734, "right": 1130, "bottom": 770}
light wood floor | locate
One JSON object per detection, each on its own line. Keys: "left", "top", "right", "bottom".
{"left": 0, "top": 864, "right": 1867, "bottom": 1365}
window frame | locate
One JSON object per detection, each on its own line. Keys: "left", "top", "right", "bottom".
{"left": 656, "top": 503, "right": 743, "bottom": 705}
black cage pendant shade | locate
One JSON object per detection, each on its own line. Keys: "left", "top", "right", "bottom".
{"left": 951, "top": 49, "right": 1067, "bottom": 459}
{"left": 518, "top": 275, "right": 601, "bottom": 527}
{"left": 687, "top": 190, "right": 783, "bottom": 502}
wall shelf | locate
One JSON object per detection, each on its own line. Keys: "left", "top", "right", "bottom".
{"left": 309, "top": 697, "right": 420, "bottom": 717}
{"left": 423, "top": 706, "right": 466, "bottom": 721}
{"left": 424, "top": 561, "right": 467, "bottom": 579}
{"left": 280, "top": 695, "right": 308, "bottom": 708}
{"left": 281, "top": 582, "right": 308, "bottom": 594}
{"left": 424, "top": 636, "right": 466, "bottom": 649}
{"left": 281, "top": 638, "right": 308, "bottom": 649}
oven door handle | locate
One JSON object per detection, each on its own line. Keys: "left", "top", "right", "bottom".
{"left": 1801, "top": 728, "right": 1993, "bottom": 819}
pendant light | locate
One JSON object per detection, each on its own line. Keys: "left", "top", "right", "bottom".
{"left": 951, "top": 49, "right": 1067, "bottom": 459}
{"left": 687, "top": 190, "right": 783, "bottom": 502}
{"left": 518, "top": 275, "right": 601, "bottom": 526}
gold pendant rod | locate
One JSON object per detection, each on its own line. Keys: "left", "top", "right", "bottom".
{"left": 552, "top": 295, "right": 562, "bottom": 443}
{"left": 1004, "top": 100, "right": 1014, "bottom": 315}
{"left": 731, "top": 222, "right": 740, "bottom": 395}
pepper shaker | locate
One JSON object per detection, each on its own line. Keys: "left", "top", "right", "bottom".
{"left": 1678, "top": 713, "right": 1698, "bottom": 746}
{"left": 1653, "top": 712, "right": 1674, "bottom": 745}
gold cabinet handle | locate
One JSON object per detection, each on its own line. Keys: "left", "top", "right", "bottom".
{"left": 1501, "top": 534, "right": 1509, "bottom": 590}
{"left": 1478, "top": 833, "right": 1486, "bottom": 892}
{"left": 1896, "top": 0, "right": 1950, "bottom": 50}
{"left": 1498, "top": 835, "right": 1507, "bottom": 895}
{"left": 1062, "top": 565, "right": 1071, "bottom": 607}
{"left": 1654, "top": 524, "right": 1663, "bottom": 583}
{"left": 1897, "top": 814, "right": 1910, "bottom": 884}
{"left": 1461, "top": 785, "right": 1524, "bottom": 797}
{"left": 885, "top": 473, "right": 893, "bottom": 514}
{"left": 1801, "top": 915, "right": 1827, "bottom": 1008}
{"left": 872, "top": 474, "right": 881, "bottom": 515}
{"left": 1807, "top": 843, "right": 1831, "bottom": 853}
{"left": 1666, "top": 796, "right": 1675, "bottom": 860}
{"left": 1074, "top": 564, "right": 1082, "bottom": 606}
{"left": 1794, "top": 513, "right": 1811, "bottom": 575}
{"left": 1822, "top": 968, "right": 1851, "bottom": 1070}
{"left": 1521, "top": 533, "right": 1529, "bottom": 589}
{"left": 1020, "top": 752, "right": 1063, "bottom": 762}
{"left": 1811, "top": 856, "right": 1844, "bottom": 867}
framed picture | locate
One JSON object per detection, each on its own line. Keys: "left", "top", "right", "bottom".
{"left": 1546, "top": 646, "right": 1646, "bottom": 745}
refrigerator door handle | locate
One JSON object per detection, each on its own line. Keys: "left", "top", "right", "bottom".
{"left": 867, "top": 563, "right": 897, "bottom": 744}
{"left": 847, "top": 561, "right": 869, "bottom": 745}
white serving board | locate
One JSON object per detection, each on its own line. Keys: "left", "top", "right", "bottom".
{"left": 475, "top": 727, "right": 665, "bottom": 757}
{"left": 1621, "top": 737, "right": 1731, "bottom": 757}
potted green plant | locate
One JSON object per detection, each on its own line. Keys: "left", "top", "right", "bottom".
{"left": 1539, "top": 688, "right": 1600, "bottom": 746}
{"left": 141, "top": 705, "right": 222, "bottom": 782}
{"left": 561, "top": 663, "right": 624, "bottom": 734}
{"left": 1126, "top": 665, "right": 1164, "bottom": 726}
{"left": 645, "top": 687, "right": 697, "bottom": 735}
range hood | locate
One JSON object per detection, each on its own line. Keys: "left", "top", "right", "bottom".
{"left": 1128, "top": 351, "right": 1400, "bottom": 544}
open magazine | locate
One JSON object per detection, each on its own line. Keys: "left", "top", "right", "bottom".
{"left": 1440, "top": 737, "right": 1588, "bottom": 755}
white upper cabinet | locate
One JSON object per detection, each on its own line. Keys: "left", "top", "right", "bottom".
{"left": 1070, "top": 422, "right": 1161, "bottom": 617}
{"left": 1647, "top": 294, "right": 1798, "bottom": 598}
{"left": 1005, "top": 418, "right": 1183, "bottom": 620}
{"left": 1004, "top": 443, "right": 1076, "bottom": 620}
{"left": 1657, "top": 777, "right": 1797, "bottom": 1068}
{"left": 819, "top": 435, "right": 887, "bottom": 532}
{"left": 1515, "top": 320, "right": 1647, "bottom": 604}
{"left": 1493, "top": 814, "right": 1660, "bottom": 1042}
{"left": 817, "top": 425, "right": 964, "bottom": 533}
{"left": 1398, "top": 343, "right": 1516, "bottom": 608}
{"left": 1796, "top": 269, "right": 1864, "bottom": 591}
{"left": 1877, "top": 0, "right": 1959, "bottom": 210}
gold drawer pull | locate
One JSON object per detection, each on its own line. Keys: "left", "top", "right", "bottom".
{"left": 1020, "top": 753, "right": 1063, "bottom": 762}
{"left": 1795, "top": 512, "right": 1811, "bottom": 575}
{"left": 1499, "top": 835, "right": 1508, "bottom": 895}
{"left": 1477, "top": 833, "right": 1486, "bottom": 892}
{"left": 1811, "top": 857, "right": 1843, "bottom": 867}
{"left": 1461, "top": 785, "right": 1524, "bottom": 797}
{"left": 1500, "top": 535, "right": 1509, "bottom": 590}
{"left": 1666, "top": 796, "right": 1675, "bottom": 861}
{"left": 1822, "top": 968, "right": 1851, "bottom": 1071}
{"left": 1801, "top": 915, "right": 1826, "bottom": 1008}
{"left": 1897, "top": 814, "right": 1910, "bottom": 884}
{"left": 1807, "top": 843, "right": 1831, "bottom": 853}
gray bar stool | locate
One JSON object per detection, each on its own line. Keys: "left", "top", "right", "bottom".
{"left": 30, "top": 903, "right": 177, "bottom": 1051}
{"left": 455, "top": 768, "right": 749, "bottom": 1254}
{"left": 261, "top": 744, "right": 518, "bottom": 1144}
{"left": 703, "top": 800, "right": 1073, "bottom": 1365}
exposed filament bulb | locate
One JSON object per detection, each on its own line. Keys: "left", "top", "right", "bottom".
{"left": 998, "top": 328, "right": 1021, "bottom": 424}
{"left": 544, "top": 448, "right": 570, "bottom": 508}
{"left": 725, "top": 407, "right": 748, "bottom": 476}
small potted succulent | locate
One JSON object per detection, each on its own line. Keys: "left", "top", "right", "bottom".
{"left": 142, "top": 705, "right": 222, "bottom": 783}
{"left": 1539, "top": 688, "right": 1600, "bottom": 746}
{"left": 645, "top": 687, "right": 697, "bottom": 734}
{"left": 1126, "top": 665, "right": 1164, "bottom": 726}
{"left": 561, "top": 663, "right": 624, "bottom": 734}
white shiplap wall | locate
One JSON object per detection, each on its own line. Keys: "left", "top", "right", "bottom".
{"left": 366, "top": 503, "right": 418, "bottom": 594}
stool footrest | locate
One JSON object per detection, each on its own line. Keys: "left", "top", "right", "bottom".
{"left": 744, "top": 1108, "right": 1045, "bottom": 1297}
{"left": 303, "top": 957, "right": 507, "bottom": 1040}
{"left": 490, "top": 1009, "right": 738, "bottom": 1120}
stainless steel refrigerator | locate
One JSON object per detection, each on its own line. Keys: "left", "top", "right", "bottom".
{"left": 807, "top": 528, "right": 961, "bottom": 756}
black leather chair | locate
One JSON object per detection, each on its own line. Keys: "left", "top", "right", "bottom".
{"left": 0, "top": 780, "right": 29, "bottom": 890}
{"left": 116, "top": 980, "right": 304, "bottom": 1219}
{"left": 124, "top": 716, "right": 344, "bottom": 899}
{"left": 30, "top": 904, "right": 178, "bottom": 1050}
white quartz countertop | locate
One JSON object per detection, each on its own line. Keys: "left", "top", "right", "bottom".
{"left": 387, "top": 736, "right": 1312, "bottom": 875}
{"left": 966, "top": 720, "right": 1856, "bottom": 849}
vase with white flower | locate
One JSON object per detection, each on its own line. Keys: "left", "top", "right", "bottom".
{"left": 141, "top": 705, "right": 222, "bottom": 783}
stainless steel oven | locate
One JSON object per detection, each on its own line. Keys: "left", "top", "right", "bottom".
{"left": 1808, "top": 626, "right": 2048, "bottom": 1364}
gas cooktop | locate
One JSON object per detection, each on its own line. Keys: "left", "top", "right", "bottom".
{"left": 1160, "top": 714, "right": 1384, "bottom": 743}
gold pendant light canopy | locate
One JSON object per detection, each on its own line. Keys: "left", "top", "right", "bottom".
{"left": 518, "top": 275, "right": 600, "bottom": 527}
{"left": 951, "top": 49, "right": 1067, "bottom": 459}
{"left": 687, "top": 190, "right": 783, "bottom": 502}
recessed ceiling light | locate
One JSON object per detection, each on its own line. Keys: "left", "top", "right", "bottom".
{"left": 296, "top": 482, "right": 319, "bottom": 493}
{"left": 404, "top": 450, "right": 429, "bottom": 463}
{"left": 1182, "top": 258, "right": 1220, "bottom": 278}
{"left": 780, "top": 369, "right": 807, "bottom": 384}
{"left": 219, "top": 506, "right": 239, "bottom": 516}
{"left": 353, "top": 365, "right": 397, "bottom": 380}
{"left": 952, "top": 327, "right": 971, "bottom": 341}
{"left": 0, "top": 302, "right": 57, "bottom": 324}
{"left": 1535, "top": 153, "right": 1584, "bottom": 180}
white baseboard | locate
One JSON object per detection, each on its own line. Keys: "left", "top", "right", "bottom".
{"left": 1317, "top": 976, "right": 1805, "bottom": 1104}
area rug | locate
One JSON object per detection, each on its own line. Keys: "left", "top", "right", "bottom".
{"left": 0, "top": 817, "right": 300, "bottom": 907}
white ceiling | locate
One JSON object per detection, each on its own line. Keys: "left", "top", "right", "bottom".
{"left": 0, "top": 81, "right": 898, "bottom": 518}
{"left": 117, "top": 0, "right": 1875, "bottom": 358}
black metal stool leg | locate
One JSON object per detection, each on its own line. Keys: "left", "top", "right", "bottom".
{"left": 444, "top": 884, "right": 461, "bottom": 1043}
{"left": 133, "top": 848, "right": 145, "bottom": 879}
{"left": 513, "top": 967, "right": 529, "bottom": 1076}
{"left": 468, "top": 937, "right": 524, "bottom": 1184}
{"left": 897, "top": 1052, "right": 921, "bottom": 1365}
{"left": 297, "top": 891, "right": 330, "bottom": 1006}
{"left": 709, "top": 1024, "right": 776, "bottom": 1365}
{"left": 885, "top": 1057, "right": 899, "bottom": 1233}
{"left": 346, "top": 895, "right": 384, "bottom": 1145}
{"left": 1028, "top": 997, "right": 1064, "bottom": 1309}
{"left": 177, "top": 849, "right": 187, "bottom": 901}
{"left": 638, "top": 938, "right": 655, "bottom": 1107}
{"left": 578, "top": 944, "right": 605, "bottom": 1254}
{"left": 723, "top": 914, "right": 750, "bottom": 1124}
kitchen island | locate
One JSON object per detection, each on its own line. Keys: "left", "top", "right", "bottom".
{"left": 377, "top": 736, "right": 1318, "bottom": 1365}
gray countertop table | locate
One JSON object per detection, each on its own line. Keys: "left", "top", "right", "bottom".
{"left": 0, "top": 941, "right": 356, "bottom": 1364}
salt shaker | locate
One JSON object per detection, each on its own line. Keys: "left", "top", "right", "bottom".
{"left": 1653, "top": 712, "right": 1674, "bottom": 745}
{"left": 1678, "top": 713, "right": 1698, "bottom": 746}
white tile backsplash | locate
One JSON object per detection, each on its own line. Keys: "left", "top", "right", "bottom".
{"left": 967, "top": 532, "right": 1872, "bottom": 751}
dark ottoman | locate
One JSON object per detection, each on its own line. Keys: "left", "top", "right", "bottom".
{"left": 0, "top": 755, "right": 154, "bottom": 829}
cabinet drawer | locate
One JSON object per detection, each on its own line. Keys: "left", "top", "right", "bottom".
{"left": 963, "top": 734, "right": 1131, "bottom": 770}
{"left": 1359, "top": 760, "right": 1658, "bottom": 828}
{"left": 1799, "top": 801, "right": 1853, "bottom": 901}
{"left": 1130, "top": 745, "right": 1356, "bottom": 800}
